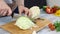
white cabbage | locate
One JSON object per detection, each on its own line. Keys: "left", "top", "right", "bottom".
{"left": 30, "top": 6, "right": 40, "bottom": 19}
{"left": 15, "top": 6, "right": 40, "bottom": 30}
{"left": 15, "top": 16, "right": 35, "bottom": 30}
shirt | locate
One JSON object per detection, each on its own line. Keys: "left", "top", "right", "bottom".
{"left": 4, "top": 0, "right": 13, "bottom": 4}
{"left": 24, "top": 0, "right": 47, "bottom": 8}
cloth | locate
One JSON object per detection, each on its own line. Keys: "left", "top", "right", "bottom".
{"left": 14, "top": 0, "right": 47, "bottom": 13}
{"left": 4, "top": 0, "right": 13, "bottom": 4}
{"left": 24, "top": 0, "right": 47, "bottom": 8}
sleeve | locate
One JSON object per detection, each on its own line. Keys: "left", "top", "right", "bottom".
{"left": 4, "top": 0, "right": 13, "bottom": 4}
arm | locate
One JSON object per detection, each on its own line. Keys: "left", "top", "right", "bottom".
{"left": 0, "top": 0, "right": 3, "bottom": 2}
{"left": 15, "top": 0, "right": 24, "bottom": 7}
{"left": 0, "top": 0, "right": 12, "bottom": 16}
{"left": 0, "top": 0, "right": 5, "bottom": 4}
{"left": 15, "top": 0, "right": 31, "bottom": 17}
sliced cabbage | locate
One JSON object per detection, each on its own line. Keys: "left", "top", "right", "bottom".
{"left": 15, "top": 16, "right": 35, "bottom": 30}
{"left": 30, "top": 6, "right": 40, "bottom": 19}
{"left": 15, "top": 6, "right": 40, "bottom": 30}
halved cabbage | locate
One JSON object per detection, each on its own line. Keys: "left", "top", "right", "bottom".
{"left": 15, "top": 16, "right": 35, "bottom": 30}
{"left": 15, "top": 6, "right": 40, "bottom": 30}
{"left": 30, "top": 6, "right": 40, "bottom": 19}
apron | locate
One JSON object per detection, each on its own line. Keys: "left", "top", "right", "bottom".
{"left": 4, "top": 0, "right": 47, "bottom": 13}
{"left": 14, "top": 0, "right": 47, "bottom": 13}
{"left": 25, "top": 0, "right": 47, "bottom": 8}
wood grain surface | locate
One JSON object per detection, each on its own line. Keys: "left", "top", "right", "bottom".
{"left": 1, "top": 19, "right": 51, "bottom": 34}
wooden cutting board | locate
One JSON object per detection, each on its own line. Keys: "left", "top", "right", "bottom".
{"left": 1, "top": 19, "right": 51, "bottom": 34}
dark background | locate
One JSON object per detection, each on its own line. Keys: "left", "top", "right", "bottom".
{"left": 14, "top": 0, "right": 47, "bottom": 13}
{"left": 25, "top": 0, "right": 47, "bottom": 8}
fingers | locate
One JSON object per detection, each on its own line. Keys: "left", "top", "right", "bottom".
{"left": 7, "top": 8, "right": 12, "bottom": 16}
{"left": 0, "top": 9, "right": 7, "bottom": 16}
{"left": 0, "top": 8, "right": 12, "bottom": 16}
{"left": 24, "top": 8, "right": 29, "bottom": 16}
{"left": 0, "top": 2, "right": 12, "bottom": 16}
{"left": 19, "top": 9, "right": 23, "bottom": 16}
{"left": 2, "top": 9, "right": 7, "bottom": 16}
{"left": 28, "top": 11, "right": 32, "bottom": 17}
{"left": 24, "top": 7, "right": 31, "bottom": 17}
{"left": 0, "top": 9, "right": 3, "bottom": 16}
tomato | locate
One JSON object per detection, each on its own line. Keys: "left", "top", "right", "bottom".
{"left": 48, "top": 23, "right": 55, "bottom": 31}
{"left": 52, "top": 7, "right": 58, "bottom": 13}
{"left": 46, "top": 7, "right": 53, "bottom": 14}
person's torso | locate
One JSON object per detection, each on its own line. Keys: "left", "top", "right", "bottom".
{"left": 4, "top": 0, "right": 47, "bottom": 8}
{"left": 24, "top": 0, "right": 47, "bottom": 8}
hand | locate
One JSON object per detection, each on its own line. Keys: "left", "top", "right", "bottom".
{"left": 18, "top": 6, "right": 31, "bottom": 17}
{"left": 0, "top": 0, "right": 12, "bottom": 16}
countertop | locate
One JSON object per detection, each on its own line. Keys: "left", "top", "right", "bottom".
{"left": 0, "top": 9, "right": 60, "bottom": 34}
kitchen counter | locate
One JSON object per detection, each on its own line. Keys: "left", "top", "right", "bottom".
{"left": 0, "top": 9, "right": 60, "bottom": 34}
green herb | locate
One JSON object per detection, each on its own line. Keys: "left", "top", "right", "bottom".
{"left": 56, "top": 27, "right": 60, "bottom": 32}
{"left": 43, "top": 6, "right": 47, "bottom": 11}
{"left": 54, "top": 21, "right": 60, "bottom": 32}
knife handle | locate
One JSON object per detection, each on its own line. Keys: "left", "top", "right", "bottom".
{"left": 11, "top": 11, "right": 14, "bottom": 18}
